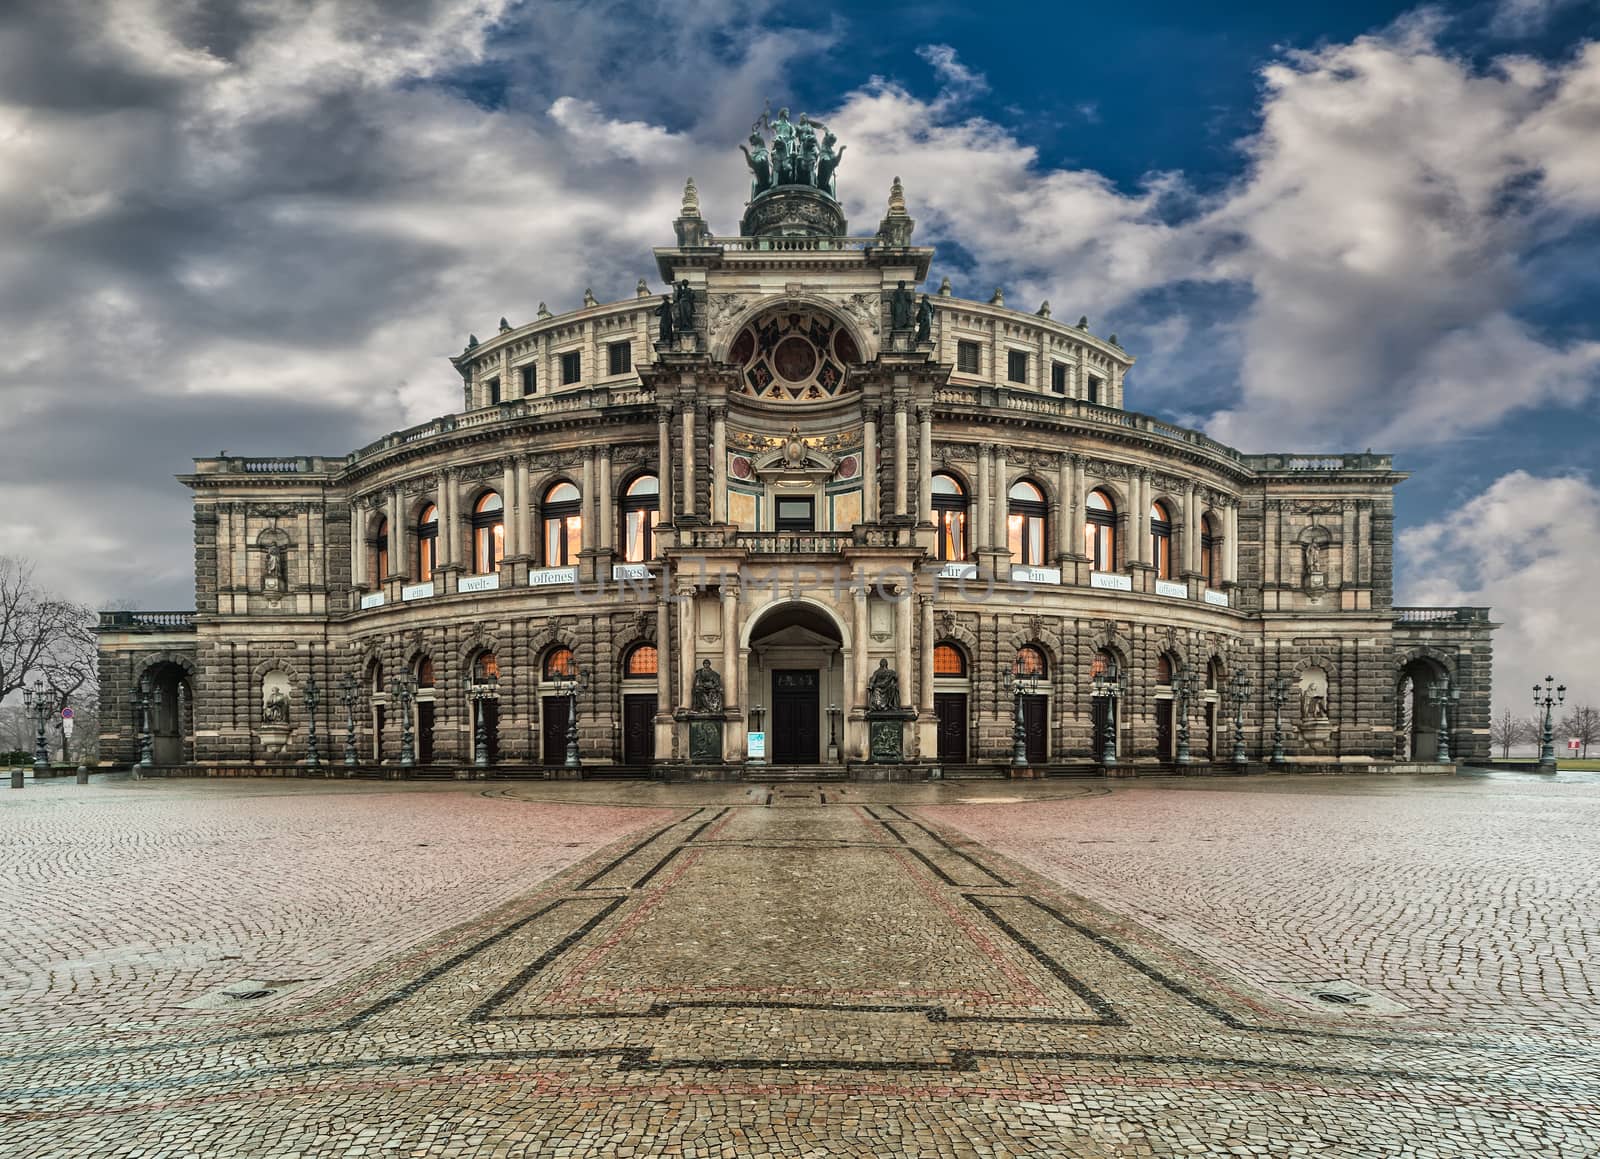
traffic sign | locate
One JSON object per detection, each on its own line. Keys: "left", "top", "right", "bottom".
{"left": 61, "top": 707, "right": 74, "bottom": 719}
{"left": 1569, "top": 738, "right": 1581, "bottom": 752}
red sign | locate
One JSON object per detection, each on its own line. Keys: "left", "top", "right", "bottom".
{"left": 1569, "top": 738, "right": 1582, "bottom": 751}
{"left": 61, "top": 707, "right": 73, "bottom": 718}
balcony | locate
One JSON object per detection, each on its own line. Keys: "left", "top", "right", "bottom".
{"left": 675, "top": 524, "right": 919, "bottom": 554}
{"left": 97, "top": 610, "right": 197, "bottom": 632}
{"left": 1394, "top": 607, "right": 1492, "bottom": 624}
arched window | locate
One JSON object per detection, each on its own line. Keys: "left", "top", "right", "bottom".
{"left": 366, "top": 658, "right": 383, "bottom": 692}
{"left": 473, "top": 651, "right": 500, "bottom": 682}
{"left": 1090, "top": 649, "right": 1117, "bottom": 679}
{"left": 1150, "top": 500, "right": 1173, "bottom": 580}
{"left": 373, "top": 517, "right": 389, "bottom": 581}
{"left": 624, "top": 644, "right": 657, "bottom": 678}
{"left": 1007, "top": 480, "right": 1047, "bottom": 566}
{"left": 1156, "top": 653, "right": 1174, "bottom": 685}
{"left": 472, "top": 492, "right": 505, "bottom": 574}
{"left": 1084, "top": 489, "right": 1116, "bottom": 572}
{"left": 932, "top": 473, "right": 968, "bottom": 561}
{"left": 1207, "top": 657, "right": 1224, "bottom": 691}
{"left": 1016, "top": 645, "right": 1048, "bottom": 677}
{"left": 416, "top": 656, "right": 435, "bottom": 687}
{"left": 1201, "top": 514, "right": 1218, "bottom": 586}
{"left": 933, "top": 642, "right": 967, "bottom": 676}
{"left": 620, "top": 474, "right": 659, "bottom": 563}
{"left": 543, "top": 646, "right": 575, "bottom": 681}
{"left": 542, "top": 481, "right": 582, "bottom": 566}
{"left": 416, "top": 504, "right": 439, "bottom": 582}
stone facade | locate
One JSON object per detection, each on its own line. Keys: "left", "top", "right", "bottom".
{"left": 96, "top": 166, "right": 1497, "bottom": 774}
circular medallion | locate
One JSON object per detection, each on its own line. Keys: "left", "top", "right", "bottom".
{"left": 773, "top": 336, "right": 818, "bottom": 382}
{"left": 730, "top": 305, "right": 855, "bottom": 400}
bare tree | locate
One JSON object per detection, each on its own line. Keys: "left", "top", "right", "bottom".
{"left": 1557, "top": 705, "right": 1600, "bottom": 759}
{"left": 1489, "top": 708, "right": 1532, "bottom": 759}
{"left": 0, "top": 556, "right": 97, "bottom": 760}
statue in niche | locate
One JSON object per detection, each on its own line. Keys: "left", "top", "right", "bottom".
{"left": 890, "top": 280, "right": 915, "bottom": 330}
{"left": 655, "top": 294, "right": 675, "bottom": 344}
{"left": 815, "top": 130, "right": 845, "bottom": 198}
{"left": 673, "top": 280, "right": 695, "bottom": 334}
{"left": 692, "top": 660, "right": 724, "bottom": 713}
{"left": 262, "top": 686, "right": 290, "bottom": 725}
{"left": 262, "top": 544, "right": 283, "bottom": 589}
{"left": 1298, "top": 667, "right": 1330, "bottom": 721}
{"left": 1301, "top": 532, "right": 1329, "bottom": 594}
{"left": 739, "top": 130, "right": 771, "bottom": 199}
{"left": 867, "top": 659, "right": 901, "bottom": 711}
{"left": 914, "top": 295, "right": 934, "bottom": 343}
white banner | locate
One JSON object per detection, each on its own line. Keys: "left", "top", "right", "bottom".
{"left": 1090, "top": 571, "right": 1133, "bottom": 591}
{"left": 400, "top": 581, "right": 435, "bottom": 602}
{"left": 458, "top": 573, "right": 500, "bottom": 593}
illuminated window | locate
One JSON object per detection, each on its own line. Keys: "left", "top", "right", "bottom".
{"left": 373, "top": 517, "right": 389, "bottom": 580}
{"left": 542, "top": 481, "right": 582, "bottom": 566}
{"left": 1007, "top": 480, "right": 1046, "bottom": 566}
{"left": 472, "top": 492, "right": 505, "bottom": 574}
{"left": 931, "top": 473, "right": 967, "bottom": 561}
{"left": 1090, "top": 650, "right": 1116, "bottom": 679}
{"left": 621, "top": 474, "right": 659, "bottom": 563}
{"left": 1201, "top": 514, "right": 1218, "bottom": 586}
{"left": 1016, "top": 645, "right": 1048, "bottom": 677}
{"left": 624, "top": 644, "right": 657, "bottom": 678}
{"left": 474, "top": 652, "right": 500, "bottom": 681}
{"left": 1084, "top": 489, "right": 1116, "bottom": 571}
{"left": 1150, "top": 500, "right": 1173, "bottom": 580}
{"left": 416, "top": 503, "right": 439, "bottom": 582}
{"left": 543, "top": 646, "right": 575, "bottom": 680}
{"left": 933, "top": 643, "right": 967, "bottom": 676}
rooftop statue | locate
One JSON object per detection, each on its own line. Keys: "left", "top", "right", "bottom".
{"left": 739, "top": 103, "right": 844, "bottom": 200}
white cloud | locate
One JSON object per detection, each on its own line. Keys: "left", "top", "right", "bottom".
{"left": 1399, "top": 471, "right": 1600, "bottom": 715}
{"left": 1489, "top": 0, "right": 1585, "bottom": 38}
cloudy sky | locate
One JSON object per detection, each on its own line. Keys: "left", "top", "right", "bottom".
{"left": 2, "top": 0, "right": 1597, "bottom": 715}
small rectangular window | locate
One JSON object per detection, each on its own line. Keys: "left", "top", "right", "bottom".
{"left": 485, "top": 376, "right": 500, "bottom": 405}
{"left": 1007, "top": 350, "right": 1028, "bottom": 384}
{"left": 561, "top": 351, "right": 581, "bottom": 385}
{"left": 1087, "top": 374, "right": 1103, "bottom": 405}
{"left": 1051, "top": 362, "right": 1067, "bottom": 394}
{"left": 775, "top": 496, "right": 815, "bottom": 533}
{"left": 956, "top": 340, "right": 981, "bottom": 375}
{"left": 608, "top": 341, "right": 632, "bottom": 376}
{"left": 520, "top": 364, "right": 536, "bottom": 396}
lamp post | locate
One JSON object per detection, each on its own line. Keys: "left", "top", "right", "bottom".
{"left": 1091, "top": 668, "right": 1120, "bottom": 767}
{"left": 303, "top": 675, "right": 321, "bottom": 770}
{"left": 339, "top": 673, "right": 359, "bottom": 769}
{"left": 1534, "top": 675, "right": 1565, "bottom": 773}
{"left": 469, "top": 673, "right": 498, "bottom": 768}
{"left": 1427, "top": 678, "right": 1460, "bottom": 764}
{"left": 557, "top": 663, "right": 587, "bottom": 769}
{"left": 23, "top": 679, "right": 51, "bottom": 774}
{"left": 136, "top": 676, "right": 154, "bottom": 769}
{"left": 1267, "top": 675, "right": 1290, "bottom": 765}
{"left": 1174, "top": 671, "right": 1197, "bottom": 766}
{"left": 389, "top": 674, "right": 417, "bottom": 768}
{"left": 1005, "top": 658, "right": 1039, "bottom": 768}
{"left": 1227, "top": 669, "right": 1254, "bottom": 767}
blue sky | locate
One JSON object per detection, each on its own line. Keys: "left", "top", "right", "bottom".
{"left": 0, "top": 0, "right": 1597, "bottom": 712}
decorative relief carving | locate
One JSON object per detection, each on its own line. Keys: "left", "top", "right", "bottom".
{"left": 706, "top": 293, "right": 744, "bottom": 343}
{"left": 843, "top": 292, "right": 880, "bottom": 337}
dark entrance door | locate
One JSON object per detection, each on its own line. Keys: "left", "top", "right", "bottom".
{"left": 1156, "top": 699, "right": 1173, "bottom": 760}
{"left": 623, "top": 694, "right": 656, "bottom": 765}
{"left": 1021, "top": 695, "right": 1047, "bottom": 764}
{"left": 479, "top": 700, "right": 500, "bottom": 763}
{"left": 1205, "top": 703, "right": 1217, "bottom": 760}
{"left": 543, "top": 695, "right": 571, "bottom": 765}
{"left": 417, "top": 701, "right": 435, "bottom": 763}
{"left": 1092, "top": 698, "right": 1114, "bottom": 761}
{"left": 934, "top": 692, "right": 967, "bottom": 763}
{"left": 771, "top": 669, "right": 820, "bottom": 764}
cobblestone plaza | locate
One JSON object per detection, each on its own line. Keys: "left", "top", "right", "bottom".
{"left": 4, "top": 770, "right": 1595, "bottom": 1157}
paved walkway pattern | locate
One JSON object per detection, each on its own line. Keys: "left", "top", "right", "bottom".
{"left": 2, "top": 771, "right": 1597, "bottom": 1157}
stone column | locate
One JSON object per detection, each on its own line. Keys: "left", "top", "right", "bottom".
{"left": 852, "top": 577, "right": 869, "bottom": 709}
{"left": 657, "top": 409, "right": 673, "bottom": 528}
{"left": 1225, "top": 502, "right": 1239, "bottom": 584}
{"left": 895, "top": 583, "right": 913, "bottom": 713}
{"left": 1183, "top": 483, "right": 1199, "bottom": 575}
{"left": 515, "top": 456, "right": 533, "bottom": 558}
{"left": 656, "top": 593, "right": 673, "bottom": 711}
{"left": 441, "top": 469, "right": 459, "bottom": 569}
{"left": 1057, "top": 457, "right": 1073, "bottom": 559}
{"left": 893, "top": 400, "right": 909, "bottom": 517}
{"left": 678, "top": 581, "right": 697, "bottom": 708}
{"left": 863, "top": 410, "right": 880, "bottom": 522}
{"left": 711, "top": 408, "right": 727, "bottom": 524}
{"left": 598, "top": 448, "right": 613, "bottom": 553}
{"left": 721, "top": 582, "right": 741, "bottom": 760}
{"left": 349, "top": 502, "right": 365, "bottom": 589}
{"left": 917, "top": 408, "right": 933, "bottom": 523}
{"left": 1133, "top": 471, "right": 1150, "bottom": 567}
{"left": 919, "top": 593, "right": 935, "bottom": 712}
{"left": 681, "top": 406, "right": 698, "bottom": 518}
{"left": 502, "top": 461, "right": 518, "bottom": 561}
{"left": 975, "top": 445, "right": 991, "bottom": 551}
{"left": 1341, "top": 500, "right": 1358, "bottom": 587}
{"left": 581, "top": 451, "right": 596, "bottom": 554}
{"left": 386, "top": 490, "right": 401, "bottom": 578}
{"left": 992, "top": 448, "right": 1008, "bottom": 552}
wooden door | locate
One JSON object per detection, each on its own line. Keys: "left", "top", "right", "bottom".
{"left": 543, "top": 695, "right": 570, "bottom": 765}
{"left": 934, "top": 693, "right": 967, "bottom": 763}
{"left": 623, "top": 694, "right": 656, "bottom": 766}
{"left": 1092, "top": 698, "right": 1114, "bottom": 761}
{"left": 771, "top": 669, "right": 820, "bottom": 765}
{"left": 480, "top": 699, "right": 500, "bottom": 763}
{"left": 417, "top": 701, "right": 435, "bottom": 763}
{"left": 1021, "top": 695, "right": 1047, "bottom": 765}
{"left": 1156, "top": 699, "right": 1173, "bottom": 759}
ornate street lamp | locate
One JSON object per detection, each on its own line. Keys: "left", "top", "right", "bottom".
{"left": 555, "top": 662, "right": 588, "bottom": 769}
{"left": 469, "top": 671, "right": 499, "bottom": 769}
{"left": 1091, "top": 668, "right": 1121, "bottom": 767}
{"left": 22, "top": 678, "right": 51, "bottom": 774}
{"left": 1227, "top": 669, "right": 1254, "bottom": 767}
{"left": 1427, "top": 678, "right": 1460, "bottom": 764}
{"left": 1004, "top": 657, "right": 1040, "bottom": 768}
{"left": 1174, "top": 671, "right": 1198, "bottom": 766}
{"left": 1267, "top": 675, "right": 1290, "bottom": 765}
{"left": 1534, "top": 675, "right": 1565, "bottom": 773}
{"left": 136, "top": 676, "right": 154, "bottom": 768}
{"left": 338, "top": 673, "right": 359, "bottom": 768}
{"left": 389, "top": 674, "right": 417, "bottom": 768}
{"left": 303, "top": 676, "right": 322, "bottom": 769}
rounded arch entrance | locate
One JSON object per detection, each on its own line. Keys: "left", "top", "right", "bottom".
{"left": 744, "top": 600, "right": 847, "bottom": 765}
{"left": 1397, "top": 653, "right": 1452, "bottom": 761}
{"left": 135, "top": 658, "right": 194, "bottom": 766}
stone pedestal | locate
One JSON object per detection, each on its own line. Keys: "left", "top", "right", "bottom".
{"left": 866, "top": 709, "right": 916, "bottom": 763}
{"left": 686, "top": 714, "right": 725, "bottom": 764}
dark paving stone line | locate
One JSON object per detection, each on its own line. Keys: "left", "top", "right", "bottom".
{"left": 574, "top": 809, "right": 704, "bottom": 890}
{"left": 469, "top": 897, "right": 628, "bottom": 1023}
{"left": 491, "top": 999, "right": 955, "bottom": 1023}
{"left": 963, "top": 895, "right": 1125, "bottom": 1026}
{"left": 886, "top": 805, "right": 1013, "bottom": 887}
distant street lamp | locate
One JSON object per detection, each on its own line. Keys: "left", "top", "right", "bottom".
{"left": 1227, "top": 669, "right": 1254, "bottom": 767}
{"left": 1427, "top": 678, "right": 1460, "bottom": 764}
{"left": 1534, "top": 676, "right": 1565, "bottom": 773}
{"left": 1005, "top": 657, "right": 1040, "bottom": 768}
{"left": 389, "top": 674, "right": 417, "bottom": 768}
{"left": 555, "top": 663, "right": 587, "bottom": 769}
{"left": 1091, "top": 668, "right": 1121, "bottom": 767}
{"left": 303, "top": 676, "right": 322, "bottom": 769}
{"left": 1267, "top": 675, "right": 1290, "bottom": 765}
{"left": 338, "top": 673, "right": 359, "bottom": 768}
{"left": 22, "top": 679, "right": 51, "bottom": 774}
{"left": 1174, "top": 671, "right": 1198, "bottom": 766}
{"left": 136, "top": 676, "right": 154, "bottom": 768}
{"left": 469, "top": 671, "right": 499, "bottom": 768}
